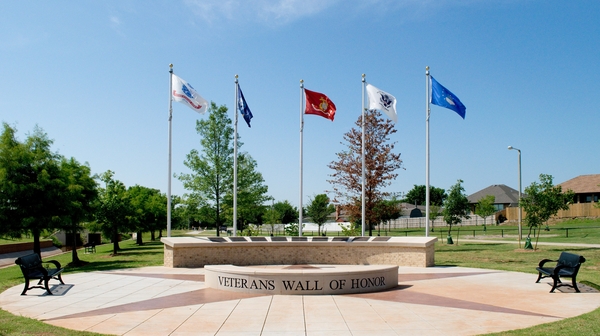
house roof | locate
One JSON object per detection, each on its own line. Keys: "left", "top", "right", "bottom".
{"left": 558, "top": 174, "right": 600, "bottom": 193}
{"left": 467, "top": 184, "right": 520, "bottom": 205}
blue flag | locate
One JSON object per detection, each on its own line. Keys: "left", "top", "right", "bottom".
{"left": 430, "top": 76, "right": 466, "bottom": 119}
{"left": 237, "top": 85, "right": 253, "bottom": 127}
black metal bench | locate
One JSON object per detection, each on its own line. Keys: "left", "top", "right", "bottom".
{"left": 536, "top": 251, "right": 586, "bottom": 293}
{"left": 15, "top": 253, "right": 65, "bottom": 295}
{"left": 83, "top": 242, "right": 96, "bottom": 253}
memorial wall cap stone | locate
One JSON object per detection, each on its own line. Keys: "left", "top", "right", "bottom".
{"left": 205, "top": 264, "right": 399, "bottom": 295}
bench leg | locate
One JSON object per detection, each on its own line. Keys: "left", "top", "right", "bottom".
{"left": 55, "top": 273, "right": 65, "bottom": 285}
{"left": 20, "top": 279, "right": 30, "bottom": 295}
{"left": 572, "top": 278, "right": 580, "bottom": 293}
{"left": 550, "top": 276, "right": 559, "bottom": 293}
{"left": 535, "top": 272, "right": 543, "bottom": 283}
{"left": 43, "top": 278, "right": 53, "bottom": 295}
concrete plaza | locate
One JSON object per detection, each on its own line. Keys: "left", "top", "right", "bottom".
{"left": 1, "top": 265, "right": 599, "bottom": 335}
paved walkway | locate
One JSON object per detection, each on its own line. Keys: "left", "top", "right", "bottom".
{"left": 1, "top": 265, "right": 599, "bottom": 336}
{"left": 0, "top": 246, "right": 64, "bottom": 268}
{"left": 458, "top": 238, "right": 600, "bottom": 248}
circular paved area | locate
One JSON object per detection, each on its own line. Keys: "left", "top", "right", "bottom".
{"left": 1, "top": 266, "right": 599, "bottom": 336}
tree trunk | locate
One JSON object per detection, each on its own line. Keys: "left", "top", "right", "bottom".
{"left": 112, "top": 226, "right": 119, "bottom": 255}
{"left": 32, "top": 228, "right": 41, "bottom": 258}
{"left": 136, "top": 231, "right": 143, "bottom": 245}
{"left": 71, "top": 230, "right": 80, "bottom": 263}
{"left": 151, "top": 231, "right": 156, "bottom": 241}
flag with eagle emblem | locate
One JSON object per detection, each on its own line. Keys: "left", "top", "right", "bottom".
{"left": 304, "top": 88, "right": 336, "bottom": 121}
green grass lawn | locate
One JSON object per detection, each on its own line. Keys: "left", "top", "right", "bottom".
{"left": 1, "top": 224, "right": 599, "bottom": 335}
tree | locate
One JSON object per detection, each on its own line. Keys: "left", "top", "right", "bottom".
{"left": 95, "top": 171, "right": 132, "bottom": 255}
{"left": 521, "top": 174, "right": 573, "bottom": 249}
{"left": 59, "top": 157, "right": 98, "bottom": 265}
{"left": 429, "top": 204, "right": 442, "bottom": 232}
{"left": 403, "top": 185, "right": 447, "bottom": 206}
{"left": 475, "top": 195, "right": 496, "bottom": 230}
{"left": 328, "top": 109, "right": 403, "bottom": 236}
{"left": 372, "top": 197, "right": 402, "bottom": 235}
{"left": 0, "top": 123, "right": 65, "bottom": 256}
{"left": 442, "top": 179, "right": 470, "bottom": 243}
{"left": 273, "top": 200, "right": 299, "bottom": 224}
{"left": 128, "top": 185, "right": 166, "bottom": 245}
{"left": 178, "top": 102, "right": 234, "bottom": 236}
{"left": 223, "top": 152, "right": 271, "bottom": 232}
{"left": 306, "top": 194, "right": 335, "bottom": 236}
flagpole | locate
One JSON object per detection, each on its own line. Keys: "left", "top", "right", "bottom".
{"left": 361, "top": 74, "right": 366, "bottom": 237}
{"left": 425, "top": 66, "right": 430, "bottom": 237}
{"left": 299, "top": 79, "right": 304, "bottom": 237}
{"left": 233, "top": 75, "right": 239, "bottom": 236}
{"left": 167, "top": 64, "right": 173, "bottom": 238}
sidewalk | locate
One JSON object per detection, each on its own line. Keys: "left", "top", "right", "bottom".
{"left": 1, "top": 265, "right": 599, "bottom": 335}
{"left": 0, "top": 246, "right": 64, "bottom": 268}
{"left": 458, "top": 238, "right": 600, "bottom": 248}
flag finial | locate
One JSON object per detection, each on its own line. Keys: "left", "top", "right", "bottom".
{"left": 169, "top": 64, "right": 173, "bottom": 68}
{"left": 425, "top": 66, "right": 429, "bottom": 75}
{"left": 235, "top": 74, "right": 238, "bottom": 79}
{"left": 362, "top": 73, "right": 365, "bottom": 82}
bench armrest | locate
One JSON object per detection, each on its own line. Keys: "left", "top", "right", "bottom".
{"left": 538, "top": 259, "right": 556, "bottom": 268}
{"left": 45, "top": 260, "right": 63, "bottom": 269}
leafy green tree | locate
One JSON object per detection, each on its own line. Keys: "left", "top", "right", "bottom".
{"left": 264, "top": 203, "right": 281, "bottom": 235}
{"left": 475, "top": 195, "right": 496, "bottom": 229}
{"left": 403, "top": 185, "right": 447, "bottom": 206}
{"left": 429, "top": 204, "right": 442, "bottom": 232}
{"left": 442, "top": 179, "right": 470, "bottom": 242}
{"left": 273, "top": 200, "right": 299, "bottom": 224}
{"left": 372, "top": 197, "right": 402, "bottom": 235}
{"left": 128, "top": 185, "right": 166, "bottom": 245}
{"left": 328, "top": 109, "right": 403, "bottom": 236}
{"left": 178, "top": 102, "right": 234, "bottom": 236}
{"left": 306, "top": 194, "right": 335, "bottom": 236}
{"left": 59, "top": 157, "right": 98, "bottom": 265}
{"left": 95, "top": 170, "right": 133, "bottom": 255}
{"left": 223, "top": 152, "right": 271, "bottom": 232}
{"left": 521, "top": 174, "right": 574, "bottom": 246}
{"left": 0, "top": 123, "right": 65, "bottom": 256}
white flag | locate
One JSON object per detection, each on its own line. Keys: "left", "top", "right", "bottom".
{"left": 366, "top": 83, "right": 397, "bottom": 123}
{"left": 171, "top": 74, "right": 208, "bottom": 114}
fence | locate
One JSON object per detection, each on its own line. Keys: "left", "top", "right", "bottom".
{"left": 503, "top": 203, "right": 600, "bottom": 221}
{"left": 381, "top": 215, "right": 495, "bottom": 230}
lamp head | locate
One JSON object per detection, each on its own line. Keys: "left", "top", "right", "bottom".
{"left": 507, "top": 146, "right": 513, "bottom": 150}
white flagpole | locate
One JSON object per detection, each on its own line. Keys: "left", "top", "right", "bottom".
{"left": 425, "top": 66, "right": 430, "bottom": 237}
{"left": 233, "top": 75, "right": 239, "bottom": 236}
{"left": 361, "top": 74, "right": 366, "bottom": 237}
{"left": 167, "top": 64, "right": 173, "bottom": 237}
{"left": 299, "top": 79, "right": 304, "bottom": 237}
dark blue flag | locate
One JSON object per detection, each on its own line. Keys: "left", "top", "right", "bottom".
{"left": 430, "top": 76, "right": 466, "bottom": 119}
{"left": 237, "top": 85, "right": 253, "bottom": 127}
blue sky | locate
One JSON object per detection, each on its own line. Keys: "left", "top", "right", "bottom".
{"left": 1, "top": 1, "right": 599, "bottom": 207}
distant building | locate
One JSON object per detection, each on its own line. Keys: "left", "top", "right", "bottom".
{"left": 467, "top": 184, "right": 521, "bottom": 212}
{"left": 558, "top": 174, "right": 600, "bottom": 203}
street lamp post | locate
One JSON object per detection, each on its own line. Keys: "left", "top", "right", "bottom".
{"left": 508, "top": 146, "right": 522, "bottom": 248}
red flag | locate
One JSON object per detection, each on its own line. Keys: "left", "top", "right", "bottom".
{"left": 304, "top": 89, "right": 336, "bottom": 121}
